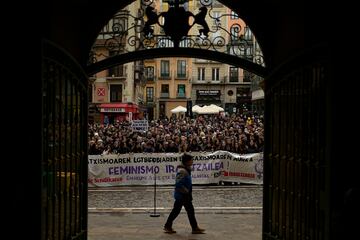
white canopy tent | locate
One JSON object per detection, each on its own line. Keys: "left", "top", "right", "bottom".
{"left": 192, "top": 105, "right": 202, "bottom": 113}
{"left": 196, "top": 105, "right": 220, "bottom": 114}
{"left": 210, "top": 104, "right": 224, "bottom": 112}
{"left": 170, "top": 105, "right": 187, "bottom": 113}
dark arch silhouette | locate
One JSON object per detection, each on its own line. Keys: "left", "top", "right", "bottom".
{"left": 38, "top": 1, "right": 357, "bottom": 240}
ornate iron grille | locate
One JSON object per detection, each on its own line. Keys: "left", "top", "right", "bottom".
{"left": 88, "top": 0, "right": 264, "bottom": 66}
{"left": 41, "top": 40, "right": 88, "bottom": 240}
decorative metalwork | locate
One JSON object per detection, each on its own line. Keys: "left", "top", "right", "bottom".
{"left": 42, "top": 40, "right": 88, "bottom": 240}
{"left": 88, "top": 0, "right": 264, "bottom": 66}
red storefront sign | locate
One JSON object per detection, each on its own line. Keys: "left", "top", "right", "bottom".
{"left": 99, "top": 103, "right": 139, "bottom": 114}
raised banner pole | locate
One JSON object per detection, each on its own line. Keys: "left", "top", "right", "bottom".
{"left": 150, "top": 169, "right": 160, "bottom": 217}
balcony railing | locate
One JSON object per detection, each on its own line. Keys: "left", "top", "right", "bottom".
{"left": 160, "top": 92, "right": 169, "bottom": 98}
{"left": 177, "top": 92, "right": 186, "bottom": 98}
{"left": 106, "top": 74, "right": 127, "bottom": 80}
{"left": 175, "top": 71, "right": 189, "bottom": 79}
{"left": 158, "top": 73, "right": 171, "bottom": 80}
{"left": 229, "top": 76, "right": 239, "bottom": 83}
{"left": 146, "top": 75, "right": 156, "bottom": 82}
{"left": 176, "top": 73, "right": 187, "bottom": 79}
{"left": 192, "top": 78, "right": 224, "bottom": 84}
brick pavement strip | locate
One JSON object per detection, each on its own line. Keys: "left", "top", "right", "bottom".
{"left": 88, "top": 212, "right": 262, "bottom": 240}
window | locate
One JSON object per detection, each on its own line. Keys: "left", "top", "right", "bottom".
{"left": 212, "top": 68, "right": 220, "bottom": 81}
{"left": 110, "top": 84, "right": 122, "bottom": 102}
{"left": 231, "top": 11, "right": 239, "bottom": 19}
{"left": 99, "top": 11, "right": 128, "bottom": 38}
{"left": 177, "top": 84, "right": 186, "bottom": 98}
{"left": 246, "top": 45, "right": 253, "bottom": 57}
{"left": 108, "top": 64, "right": 124, "bottom": 77}
{"left": 230, "top": 26, "right": 240, "bottom": 41}
{"left": 198, "top": 67, "right": 205, "bottom": 81}
{"left": 112, "top": 15, "right": 127, "bottom": 33}
{"left": 146, "top": 87, "right": 154, "bottom": 102}
{"left": 179, "top": 38, "right": 191, "bottom": 47}
{"left": 211, "top": 28, "right": 221, "bottom": 40}
{"left": 183, "top": 2, "right": 189, "bottom": 11}
{"left": 230, "top": 67, "right": 239, "bottom": 82}
{"left": 161, "top": 84, "right": 169, "bottom": 98}
{"left": 243, "top": 70, "right": 252, "bottom": 82}
{"left": 239, "top": 45, "right": 253, "bottom": 60}
{"left": 160, "top": 60, "right": 170, "bottom": 78}
{"left": 177, "top": 60, "right": 187, "bottom": 78}
{"left": 229, "top": 46, "right": 241, "bottom": 56}
{"left": 145, "top": 66, "right": 154, "bottom": 80}
{"left": 161, "top": 84, "right": 169, "bottom": 93}
{"left": 158, "top": 37, "right": 174, "bottom": 48}
{"left": 212, "top": 11, "right": 220, "bottom": 26}
{"left": 244, "top": 26, "right": 253, "bottom": 41}
{"left": 108, "top": 51, "right": 124, "bottom": 77}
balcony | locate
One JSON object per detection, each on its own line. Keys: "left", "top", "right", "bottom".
{"left": 146, "top": 75, "right": 156, "bottom": 82}
{"left": 107, "top": 66, "right": 126, "bottom": 79}
{"left": 194, "top": 58, "right": 209, "bottom": 63}
{"left": 160, "top": 92, "right": 169, "bottom": 98}
{"left": 229, "top": 76, "right": 239, "bottom": 83}
{"left": 106, "top": 75, "right": 126, "bottom": 80}
{"left": 158, "top": 73, "right": 171, "bottom": 80}
{"left": 177, "top": 92, "right": 186, "bottom": 98}
{"left": 175, "top": 73, "right": 188, "bottom": 80}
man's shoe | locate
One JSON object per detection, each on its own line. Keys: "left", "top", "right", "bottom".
{"left": 192, "top": 227, "right": 205, "bottom": 234}
{"left": 163, "top": 226, "right": 176, "bottom": 234}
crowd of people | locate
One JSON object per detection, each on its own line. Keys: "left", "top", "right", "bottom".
{"left": 88, "top": 113, "right": 264, "bottom": 155}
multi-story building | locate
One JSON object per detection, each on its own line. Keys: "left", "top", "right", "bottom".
{"left": 89, "top": 0, "right": 263, "bottom": 121}
{"left": 89, "top": 2, "right": 146, "bottom": 124}
{"left": 144, "top": 57, "right": 192, "bottom": 120}
{"left": 191, "top": 4, "right": 257, "bottom": 115}
{"left": 143, "top": 0, "right": 193, "bottom": 120}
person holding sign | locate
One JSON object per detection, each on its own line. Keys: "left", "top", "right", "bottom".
{"left": 163, "top": 153, "right": 205, "bottom": 234}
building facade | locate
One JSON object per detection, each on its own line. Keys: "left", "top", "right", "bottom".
{"left": 89, "top": 2, "right": 146, "bottom": 124}
{"left": 90, "top": 0, "right": 263, "bottom": 121}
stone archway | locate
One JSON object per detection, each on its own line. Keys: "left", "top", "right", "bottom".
{"left": 41, "top": 1, "right": 348, "bottom": 240}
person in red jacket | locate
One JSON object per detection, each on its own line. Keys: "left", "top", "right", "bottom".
{"left": 163, "top": 153, "right": 205, "bottom": 234}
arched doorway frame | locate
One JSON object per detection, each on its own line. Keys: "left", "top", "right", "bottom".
{"left": 85, "top": 0, "right": 267, "bottom": 238}
{"left": 41, "top": 0, "right": 337, "bottom": 239}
